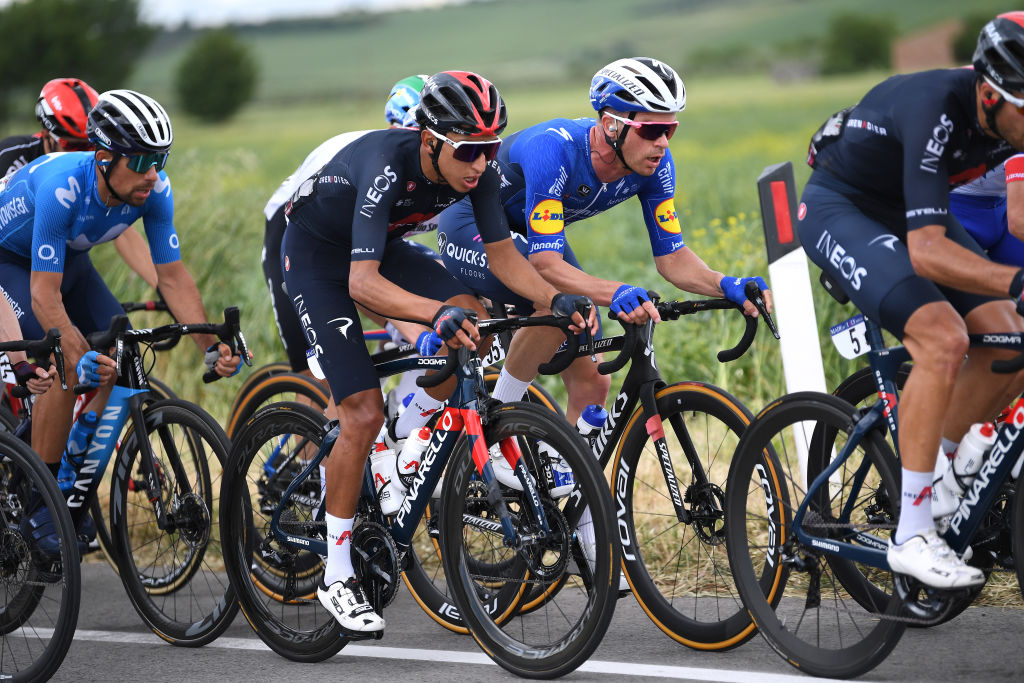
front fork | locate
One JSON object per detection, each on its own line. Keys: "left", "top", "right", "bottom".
{"left": 638, "top": 383, "right": 693, "bottom": 524}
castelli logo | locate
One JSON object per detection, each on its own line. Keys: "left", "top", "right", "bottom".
{"left": 284, "top": 255, "right": 290, "bottom": 271}
{"left": 407, "top": 181, "right": 416, "bottom": 192}
{"left": 798, "top": 202, "right": 807, "bottom": 220}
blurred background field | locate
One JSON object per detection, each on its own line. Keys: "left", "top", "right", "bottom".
{"left": 0, "top": 0, "right": 1006, "bottom": 420}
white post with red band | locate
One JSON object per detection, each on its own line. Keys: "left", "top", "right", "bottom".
{"left": 758, "top": 162, "right": 827, "bottom": 478}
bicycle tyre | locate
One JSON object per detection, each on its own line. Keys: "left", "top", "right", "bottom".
{"left": 227, "top": 361, "right": 294, "bottom": 426}
{"left": 726, "top": 392, "right": 906, "bottom": 679}
{"left": 0, "top": 432, "right": 80, "bottom": 682}
{"left": 226, "top": 372, "right": 329, "bottom": 440}
{"left": 109, "top": 398, "right": 237, "bottom": 647}
{"left": 439, "top": 401, "right": 618, "bottom": 678}
{"left": 221, "top": 402, "right": 347, "bottom": 662}
{"left": 613, "top": 381, "right": 756, "bottom": 650}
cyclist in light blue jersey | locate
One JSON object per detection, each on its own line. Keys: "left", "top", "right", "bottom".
{"left": 438, "top": 57, "right": 770, "bottom": 433}
{"left": 0, "top": 89, "right": 241, "bottom": 554}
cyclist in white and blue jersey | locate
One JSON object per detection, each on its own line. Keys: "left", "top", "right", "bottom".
{"left": 951, "top": 154, "right": 1024, "bottom": 266}
{"left": 438, "top": 57, "right": 770, "bottom": 438}
{"left": 0, "top": 90, "right": 241, "bottom": 555}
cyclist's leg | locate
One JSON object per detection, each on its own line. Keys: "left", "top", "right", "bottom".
{"left": 282, "top": 228, "right": 386, "bottom": 632}
{"left": 264, "top": 205, "right": 309, "bottom": 374}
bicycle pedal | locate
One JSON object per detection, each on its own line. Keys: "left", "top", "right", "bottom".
{"left": 339, "top": 627, "right": 384, "bottom": 641}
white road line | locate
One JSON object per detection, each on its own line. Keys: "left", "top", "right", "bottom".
{"left": 68, "top": 629, "right": 868, "bottom": 683}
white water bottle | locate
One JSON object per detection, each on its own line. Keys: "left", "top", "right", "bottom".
{"left": 396, "top": 425, "right": 432, "bottom": 488}
{"left": 369, "top": 443, "right": 403, "bottom": 515}
{"left": 951, "top": 422, "right": 996, "bottom": 487}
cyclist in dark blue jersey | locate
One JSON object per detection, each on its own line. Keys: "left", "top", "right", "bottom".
{"left": 797, "top": 13, "right": 1024, "bottom": 588}
{"left": 281, "top": 71, "right": 595, "bottom": 633}
{"left": 0, "top": 89, "right": 241, "bottom": 553}
{"left": 437, "top": 57, "right": 770, "bottom": 444}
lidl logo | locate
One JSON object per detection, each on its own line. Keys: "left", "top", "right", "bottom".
{"left": 655, "top": 199, "right": 681, "bottom": 234}
{"left": 529, "top": 199, "right": 565, "bottom": 235}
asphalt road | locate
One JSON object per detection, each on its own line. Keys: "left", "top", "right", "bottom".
{"left": 47, "top": 561, "right": 1024, "bottom": 682}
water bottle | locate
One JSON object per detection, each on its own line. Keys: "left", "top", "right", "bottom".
{"left": 57, "top": 411, "right": 98, "bottom": 494}
{"left": 369, "top": 442, "right": 403, "bottom": 515}
{"left": 951, "top": 422, "right": 996, "bottom": 487}
{"left": 577, "top": 404, "right": 608, "bottom": 444}
{"left": 396, "top": 425, "right": 432, "bottom": 488}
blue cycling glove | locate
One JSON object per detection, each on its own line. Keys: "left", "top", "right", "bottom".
{"left": 205, "top": 344, "right": 242, "bottom": 377}
{"left": 610, "top": 284, "right": 651, "bottom": 316}
{"left": 416, "top": 330, "right": 443, "bottom": 356}
{"left": 720, "top": 276, "right": 769, "bottom": 307}
{"left": 76, "top": 350, "right": 102, "bottom": 388}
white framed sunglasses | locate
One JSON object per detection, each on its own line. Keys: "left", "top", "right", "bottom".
{"left": 985, "top": 75, "right": 1024, "bottom": 111}
{"left": 603, "top": 112, "right": 679, "bottom": 141}
{"left": 427, "top": 129, "right": 502, "bottom": 162}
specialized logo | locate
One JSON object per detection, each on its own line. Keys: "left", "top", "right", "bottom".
{"left": 654, "top": 198, "right": 681, "bottom": 235}
{"left": 578, "top": 184, "right": 592, "bottom": 197}
{"left": 529, "top": 199, "right": 565, "bottom": 235}
{"left": 328, "top": 316, "right": 354, "bottom": 339}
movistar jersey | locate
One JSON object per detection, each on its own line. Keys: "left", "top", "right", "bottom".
{"left": 0, "top": 152, "right": 179, "bottom": 272}
{"left": 811, "top": 68, "right": 1015, "bottom": 235}
{"left": 496, "top": 117, "right": 683, "bottom": 257}
{"left": 285, "top": 128, "right": 509, "bottom": 260}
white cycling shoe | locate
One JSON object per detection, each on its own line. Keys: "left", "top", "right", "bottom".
{"left": 317, "top": 576, "right": 385, "bottom": 632}
{"left": 887, "top": 528, "right": 984, "bottom": 589}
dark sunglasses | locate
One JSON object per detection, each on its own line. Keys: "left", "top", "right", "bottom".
{"left": 604, "top": 113, "right": 679, "bottom": 141}
{"left": 428, "top": 129, "right": 502, "bottom": 162}
{"left": 125, "top": 152, "right": 169, "bottom": 173}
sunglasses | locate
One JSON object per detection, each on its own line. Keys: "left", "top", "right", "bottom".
{"left": 985, "top": 76, "right": 1024, "bottom": 113}
{"left": 428, "top": 129, "right": 502, "bottom": 162}
{"left": 125, "top": 152, "right": 169, "bottom": 173}
{"left": 50, "top": 133, "right": 92, "bottom": 152}
{"left": 604, "top": 112, "right": 679, "bottom": 141}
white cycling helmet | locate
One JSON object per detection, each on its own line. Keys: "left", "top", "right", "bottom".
{"left": 590, "top": 57, "right": 686, "bottom": 113}
{"left": 87, "top": 89, "right": 173, "bottom": 155}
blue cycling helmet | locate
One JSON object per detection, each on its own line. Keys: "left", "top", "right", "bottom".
{"left": 385, "top": 74, "right": 428, "bottom": 127}
{"left": 590, "top": 57, "right": 686, "bottom": 113}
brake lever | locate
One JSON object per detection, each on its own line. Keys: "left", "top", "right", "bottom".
{"left": 744, "top": 281, "right": 779, "bottom": 340}
{"left": 50, "top": 330, "right": 68, "bottom": 390}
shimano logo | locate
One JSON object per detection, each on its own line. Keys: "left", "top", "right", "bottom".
{"left": 286, "top": 536, "right": 310, "bottom": 547}
{"left": 815, "top": 230, "right": 866, "bottom": 290}
{"left": 811, "top": 538, "right": 840, "bottom": 553}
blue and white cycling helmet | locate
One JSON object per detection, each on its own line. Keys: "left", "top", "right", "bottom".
{"left": 589, "top": 57, "right": 686, "bottom": 113}
{"left": 87, "top": 89, "right": 173, "bottom": 155}
{"left": 385, "top": 74, "right": 428, "bottom": 127}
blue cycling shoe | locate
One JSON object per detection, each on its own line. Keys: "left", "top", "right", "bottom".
{"left": 20, "top": 504, "right": 63, "bottom": 559}
{"left": 77, "top": 511, "right": 96, "bottom": 547}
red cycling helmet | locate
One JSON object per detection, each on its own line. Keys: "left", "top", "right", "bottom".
{"left": 35, "top": 78, "right": 99, "bottom": 144}
{"left": 415, "top": 71, "right": 507, "bottom": 138}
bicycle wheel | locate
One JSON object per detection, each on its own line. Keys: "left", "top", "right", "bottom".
{"left": 439, "top": 402, "right": 618, "bottom": 678}
{"left": 612, "top": 381, "right": 755, "bottom": 650}
{"left": 109, "top": 398, "right": 237, "bottom": 647}
{"left": 221, "top": 402, "right": 347, "bottom": 662}
{"left": 726, "top": 392, "right": 905, "bottom": 678}
{"left": 226, "top": 372, "right": 329, "bottom": 440}
{"left": 0, "top": 432, "right": 80, "bottom": 682}
{"left": 227, "top": 361, "right": 292, "bottom": 420}
{"left": 92, "top": 379, "right": 178, "bottom": 574}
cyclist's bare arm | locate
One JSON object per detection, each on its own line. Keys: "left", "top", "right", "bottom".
{"left": 113, "top": 226, "right": 159, "bottom": 289}
{"left": 908, "top": 224, "right": 1018, "bottom": 296}
{"left": 529, "top": 247, "right": 649, "bottom": 326}
{"left": 654, "top": 247, "right": 769, "bottom": 317}
{"left": 354, "top": 302, "right": 430, "bottom": 347}
{"left": 0, "top": 295, "right": 28, "bottom": 366}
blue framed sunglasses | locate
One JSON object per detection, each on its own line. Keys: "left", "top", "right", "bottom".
{"left": 126, "top": 152, "right": 169, "bottom": 173}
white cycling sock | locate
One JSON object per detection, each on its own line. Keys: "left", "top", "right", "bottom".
{"left": 894, "top": 468, "right": 935, "bottom": 545}
{"left": 491, "top": 366, "right": 532, "bottom": 404}
{"left": 393, "top": 369, "right": 425, "bottom": 413}
{"left": 324, "top": 513, "right": 355, "bottom": 585}
{"left": 395, "top": 388, "right": 443, "bottom": 439}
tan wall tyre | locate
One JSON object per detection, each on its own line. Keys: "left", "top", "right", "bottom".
{"left": 227, "top": 361, "right": 292, "bottom": 421}
{"left": 227, "top": 372, "right": 329, "bottom": 440}
{"left": 612, "top": 381, "right": 758, "bottom": 650}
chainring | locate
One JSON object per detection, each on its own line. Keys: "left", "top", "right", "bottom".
{"left": 352, "top": 520, "right": 402, "bottom": 609}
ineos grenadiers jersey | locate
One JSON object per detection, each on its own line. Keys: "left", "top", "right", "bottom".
{"left": 0, "top": 134, "right": 45, "bottom": 179}
{"left": 0, "top": 152, "right": 180, "bottom": 272}
{"left": 811, "top": 68, "right": 1015, "bottom": 235}
{"left": 285, "top": 128, "right": 510, "bottom": 259}
{"left": 496, "top": 117, "right": 683, "bottom": 257}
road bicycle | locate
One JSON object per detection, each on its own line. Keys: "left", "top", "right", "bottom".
{"left": 0, "top": 329, "right": 81, "bottom": 682}
{"left": 221, "top": 312, "right": 620, "bottom": 678}
{"left": 61, "top": 308, "right": 250, "bottom": 647}
{"left": 724, "top": 309, "right": 1024, "bottom": 677}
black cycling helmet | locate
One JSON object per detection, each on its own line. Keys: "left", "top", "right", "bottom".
{"left": 974, "top": 12, "right": 1024, "bottom": 94}
{"left": 87, "top": 89, "right": 173, "bottom": 156}
{"left": 414, "top": 71, "right": 507, "bottom": 138}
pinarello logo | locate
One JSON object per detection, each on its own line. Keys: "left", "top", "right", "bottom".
{"left": 284, "top": 255, "right": 290, "bottom": 271}
{"left": 654, "top": 199, "right": 681, "bottom": 234}
{"left": 529, "top": 199, "right": 565, "bottom": 235}
{"left": 407, "top": 181, "right": 416, "bottom": 191}
{"left": 798, "top": 202, "right": 807, "bottom": 220}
